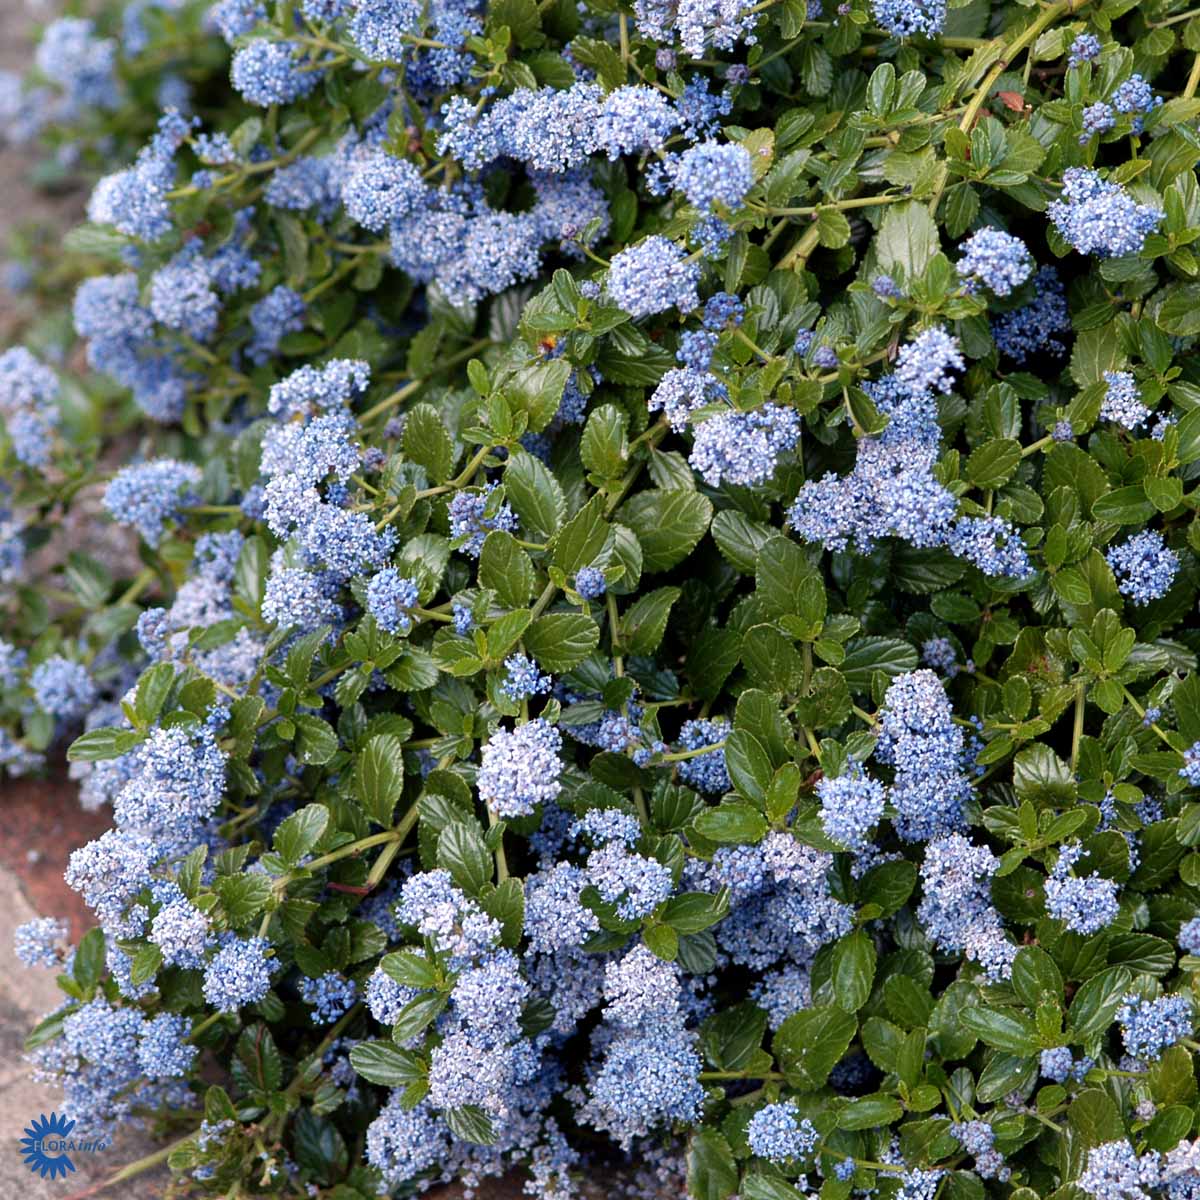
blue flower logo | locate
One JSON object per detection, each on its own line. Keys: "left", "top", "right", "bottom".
{"left": 19, "top": 1112, "right": 77, "bottom": 1179}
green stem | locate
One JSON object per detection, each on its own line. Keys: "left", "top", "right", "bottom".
{"left": 1185, "top": 52, "right": 1200, "bottom": 100}
{"left": 927, "top": 0, "right": 1091, "bottom": 216}
{"left": 660, "top": 742, "right": 724, "bottom": 763}
{"left": 1120, "top": 684, "right": 1175, "bottom": 748}
{"left": 116, "top": 566, "right": 156, "bottom": 606}
{"left": 778, "top": 223, "right": 821, "bottom": 272}
{"left": 486, "top": 803, "right": 509, "bottom": 883}
{"left": 1070, "top": 683, "right": 1085, "bottom": 772}
{"left": 188, "top": 1011, "right": 226, "bottom": 1042}
{"left": 768, "top": 192, "right": 908, "bottom": 217}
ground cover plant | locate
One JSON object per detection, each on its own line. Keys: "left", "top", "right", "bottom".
{"left": 6, "top": 0, "right": 1200, "bottom": 1196}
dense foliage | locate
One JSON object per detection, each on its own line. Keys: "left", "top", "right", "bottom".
{"left": 7, "top": 0, "right": 1200, "bottom": 1196}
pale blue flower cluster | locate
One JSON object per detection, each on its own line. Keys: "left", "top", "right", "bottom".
{"left": 574, "top": 567, "right": 607, "bottom": 599}
{"left": 501, "top": 653, "right": 552, "bottom": 702}
{"left": 955, "top": 228, "right": 1033, "bottom": 296}
{"left": 477, "top": 719, "right": 564, "bottom": 818}
{"left": 607, "top": 236, "right": 701, "bottom": 318}
{"left": 747, "top": 1102, "right": 818, "bottom": 1163}
{"left": 581, "top": 946, "right": 703, "bottom": 1148}
{"left": 448, "top": 482, "right": 519, "bottom": 557}
{"left": 104, "top": 458, "right": 201, "bottom": 547}
{"left": 299, "top": 972, "right": 359, "bottom": 1024}
{"left": 202, "top": 934, "right": 276, "bottom": 1013}
{"left": 951, "top": 1121, "right": 1009, "bottom": 1182}
{"left": 689, "top": 405, "right": 801, "bottom": 488}
{"left": 1044, "top": 840, "right": 1120, "bottom": 934}
{"left": 1040, "top": 1045, "right": 1093, "bottom": 1084}
{"left": 632, "top": 0, "right": 760, "bottom": 58}
{"left": 1106, "top": 532, "right": 1179, "bottom": 605}
{"left": 1117, "top": 994, "right": 1194, "bottom": 1061}
{"left": 248, "top": 285, "right": 307, "bottom": 364}
{"left": 669, "top": 140, "right": 754, "bottom": 213}
{"left": 0, "top": 346, "right": 60, "bottom": 468}
{"left": 677, "top": 717, "right": 731, "bottom": 794}
{"left": 817, "top": 764, "right": 886, "bottom": 851}
{"left": 878, "top": 670, "right": 971, "bottom": 843}
{"left": 871, "top": 0, "right": 946, "bottom": 37}
{"left": 230, "top": 39, "right": 320, "bottom": 107}
{"left": 31, "top": 656, "right": 97, "bottom": 720}
{"left": 1079, "top": 1141, "right": 1161, "bottom": 1200}
{"left": 14, "top": 916, "right": 69, "bottom": 968}
{"left": 1048, "top": 168, "right": 1164, "bottom": 258}
{"left": 917, "top": 833, "right": 1015, "bottom": 980}
{"left": 366, "top": 569, "right": 420, "bottom": 634}
{"left": 1068, "top": 33, "right": 1102, "bottom": 68}
{"left": 88, "top": 109, "right": 193, "bottom": 241}
{"left": 1101, "top": 371, "right": 1149, "bottom": 430}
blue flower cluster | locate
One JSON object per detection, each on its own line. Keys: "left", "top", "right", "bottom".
{"left": 0, "top": 347, "right": 60, "bottom": 467}
{"left": 1048, "top": 168, "right": 1164, "bottom": 258}
{"left": 1106, "top": 532, "right": 1179, "bottom": 606}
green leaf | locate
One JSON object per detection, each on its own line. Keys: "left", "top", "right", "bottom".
{"left": 724, "top": 729, "right": 773, "bottom": 806}
{"left": 619, "top": 587, "right": 680, "bottom": 655}
{"left": 349, "top": 1042, "right": 425, "bottom": 1086}
{"left": 479, "top": 532, "right": 535, "bottom": 608}
{"left": 774, "top": 1005, "right": 857, "bottom": 1090}
{"left": 356, "top": 734, "right": 406, "bottom": 827}
{"left": 73, "top": 927, "right": 107, "bottom": 990}
{"left": 966, "top": 438, "right": 1021, "bottom": 489}
{"left": 391, "top": 991, "right": 448, "bottom": 1043}
{"left": 875, "top": 201, "right": 940, "bottom": 279}
{"left": 1012, "top": 744, "right": 1075, "bottom": 805}
{"left": 686, "top": 1130, "right": 739, "bottom": 1200}
{"left": 504, "top": 358, "right": 571, "bottom": 433}
{"left": 756, "top": 537, "right": 822, "bottom": 624}
{"left": 293, "top": 714, "right": 339, "bottom": 764}
{"left": 1068, "top": 966, "right": 1133, "bottom": 1040}
{"left": 857, "top": 860, "right": 918, "bottom": 917}
{"left": 133, "top": 662, "right": 175, "bottom": 726}
{"left": 838, "top": 1095, "right": 904, "bottom": 1130}
{"left": 960, "top": 1006, "right": 1039, "bottom": 1055}
{"left": 552, "top": 495, "right": 609, "bottom": 575}
{"left": 661, "top": 891, "right": 730, "bottom": 935}
{"left": 712, "top": 510, "right": 775, "bottom": 574}
{"left": 524, "top": 613, "right": 600, "bottom": 671}
{"left": 643, "top": 922, "right": 679, "bottom": 960}
{"left": 619, "top": 489, "right": 713, "bottom": 572}
{"left": 693, "top": 802, "right": 768, "bottom": 842}
{"left": 445, "top": 1105, "right": 497, "bottom": 1145}
{"left": 437, "top": 820, "right": 492, "bottom": 896}
{"left": 274, "top": 804, "right": 329, "bottom": 866}
{"left": 816, "top": 207, "right": 852, "bottom": 248}
{"left": 701, "top": 1001, "right": 768, "bottom": 1070}
{"left": 1011, "top": 946, "right": 1064, "bottom": 1007}
{"left": 840, "top": 637, "right": 919, "bottom": 692}
{"left": 216, "top": 873, "right": 274, "bottom": 925}
{"left": 67, "top": 726, "right": 142, "bottom": 762}
{"left": 381, "top": 950, "right": 440, "bottom": 989}
{"left": 832, "top": 930, "right": 877, "bottom": 1012}
{"left": 504, "top": 450, "right": 566, "bottom": 540}
{"left": 1092, "top": 485, "right": 1156, "bottom": 525}
{"left": 403, "top": 403, "right": 454, "bottom": 483}
{"left": 580, "top": 404, "right": 629, "bottom": 477}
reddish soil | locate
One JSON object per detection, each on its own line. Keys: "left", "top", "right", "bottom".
{"left": 0, "top": 773, "right": 113, "bottom": 933}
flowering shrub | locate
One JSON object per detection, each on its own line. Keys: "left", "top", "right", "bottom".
{"left": 7, "top": 0, "right": 1200, "bottom": 1195}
